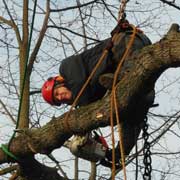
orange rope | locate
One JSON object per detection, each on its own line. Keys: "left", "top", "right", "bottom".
{"left": 118, "top": 0, "right": 127, "bottom": 20}
{"left": 63, "top": 26, "right": 126, "bottom": 130}
{"left": 60, "top": 7, "right": 137, "bottom": 180}
{"left": 62, "top": 24, "right": 137, "bottom": 180}
{"left": 63, "top": 49, "right": 109, "bottom": 130}
{"left": 110, "top": 93, "right": 116, "bottom": 177}
{"left": 110, "top": 24, "right": 137, "bottom": 180}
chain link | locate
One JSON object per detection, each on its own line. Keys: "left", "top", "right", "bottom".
{"left": 142, "top": 116, "right": 152, "bottom": 180}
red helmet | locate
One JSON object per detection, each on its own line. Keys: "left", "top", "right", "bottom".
{"left": 41, "top": 75, "right": 64, "bottom": 105}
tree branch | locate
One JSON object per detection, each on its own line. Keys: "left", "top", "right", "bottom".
{"left": 160, "top": 0, "right": 180, "bottom": 10}
{"left": 50, "top": 0, "right": 99, "bottom": 12}
{"left": 28, "top": 0, "right": 50, "bottom": 75}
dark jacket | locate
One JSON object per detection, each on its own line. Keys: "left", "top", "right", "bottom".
{"left": 59, "top": 30, "right": 151, "bottom": 106}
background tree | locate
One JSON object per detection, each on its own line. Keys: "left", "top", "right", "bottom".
{"left": 0, "top": 0, "right": 180, "bottom": 179}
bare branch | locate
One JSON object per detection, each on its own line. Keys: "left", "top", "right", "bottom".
{"left": 50, "top": 0, "right": 100, "bottom": 12}
{"left": 160, "top": 0, "right": 180, "bottom": 10}
{"left": 0, "top": 165, "right": 18, "bottom": 175}
{"left": 47, "top": 25, "right": 101, "bottom": 42}
{"left": 1, "top": 0, "right": 22, "bottom": 46}
{"left": 28, "top": 0, "right": 50, "bottom": 75}
{"left": 0, "top": 99, "right": 16, "bottom": 124}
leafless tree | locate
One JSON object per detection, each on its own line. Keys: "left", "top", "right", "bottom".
{"left": 0, "top": 1, "right": 180, "bottom": 180}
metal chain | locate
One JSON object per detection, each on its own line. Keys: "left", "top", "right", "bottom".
{"left": 142, "top": 116, "right": 152, "bottom": 180}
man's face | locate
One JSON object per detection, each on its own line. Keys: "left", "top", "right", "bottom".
{"left": 53, "top": 86, "right": 72, "bottom": 104}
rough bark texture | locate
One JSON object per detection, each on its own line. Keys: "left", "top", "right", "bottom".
{"left": 1, "top": 24, "right": 180, "bottom": 179}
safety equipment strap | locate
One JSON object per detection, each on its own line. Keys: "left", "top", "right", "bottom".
{"left": 1, "top": 144, "right": 19, "bottom": 161}
{"left": 110, "top": 23, "right": 137, "bottom": 180}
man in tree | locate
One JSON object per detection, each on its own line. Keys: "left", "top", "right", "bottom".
{"left": 41, "top": 22, "right": 155, "bottom": 167}
{"left": 41, "top": 28, "right": 153, "bottom": 106}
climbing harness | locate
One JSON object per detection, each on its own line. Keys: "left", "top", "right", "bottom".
{"left": 1, "top": 0, "right": 37, "bottom": 161}
{"left": 142, "top": 116, "right": 152, "bottom": 180}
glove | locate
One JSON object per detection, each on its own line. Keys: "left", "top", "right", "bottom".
{"left": 100, "top": 142, "right": 121, "bottom": 169}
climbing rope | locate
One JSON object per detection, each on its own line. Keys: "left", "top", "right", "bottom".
{"left": 61, "top": 1, "right": 137, "bottom": 180}
{"left": 62, "top": 22, "right": 137, "bottom": 179}
{"left": 118, "top": 0, "right": 127, "bottom": 21}
{"left": 62, "top": 47, "right": 110, "bottom": 131}
{"left": 110, "top": 24, "right": 137, "bottom": 180}
{"left": 61, "top": 2, "right": 134, "bottom": 180}
{"left": 142, "top": 116, "right": 152, "bottom": 180}
{"left": 1, "top": 0, "right": 38, "bottom": 161}
{"left": 63, "top": 0, "right": 128, "bottom": 131}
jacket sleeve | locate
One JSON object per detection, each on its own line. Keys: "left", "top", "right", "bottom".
{"left": 59, "top": 55, "right": 92, "bottom": 106}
